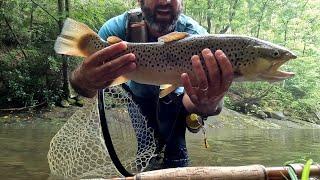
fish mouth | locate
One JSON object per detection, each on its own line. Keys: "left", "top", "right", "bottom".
{"left": 259, "top": 54, "right": 296, "bottom": 82}
{"left": 259, "top": 69, "right": 295, "bottom": 82}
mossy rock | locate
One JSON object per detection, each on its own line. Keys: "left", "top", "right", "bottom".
{"left": 60, "top": 100, "right": 70, "bottom": 108}
{"left": 67, "top": 98, "right": 77, "bottom": 105}
{"left": 270, "top": 111, "right": 286, "bottom": 120}
{"left": 75, "top": 100, "right": 84, "bottom": 107}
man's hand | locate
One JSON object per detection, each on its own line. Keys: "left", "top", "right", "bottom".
{"left": 70, "top": 42, "right": 136, "bottom": 98}
{"left": 181, "top": 49, "right": 233, "bottom": 116}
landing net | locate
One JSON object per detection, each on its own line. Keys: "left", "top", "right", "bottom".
{"left": 47, "top": 86, "right": 158, "bottom": 179}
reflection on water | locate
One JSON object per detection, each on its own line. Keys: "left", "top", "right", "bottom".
{"left": 187, "top": 128, "right": 320, "bottom": 166}
{"left": 0, "top": 121, "right": 320, "bottom": 180}
{"left": 0, "top": 122, "right": 61, "bottom": 180}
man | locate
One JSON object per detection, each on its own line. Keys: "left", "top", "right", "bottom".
{"left": 70, "top": 0, "right": 233, "bottom": 168}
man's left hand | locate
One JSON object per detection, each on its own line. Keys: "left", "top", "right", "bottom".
{"left": 181, "top": 49, "right": 233, "bottom": 116}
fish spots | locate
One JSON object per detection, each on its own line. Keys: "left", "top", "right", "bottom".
{"left": 94, "top": 41, "right": 100, "bottom": 49}
{"left": 83, "top": 35, "right": 105, "bottom": 53}
{"left": 235, "top": 61, "right": 243, "bottom": 66}
{"left": 124, "top": 36, "right": 266, "bottom": 75}
{"left": 129, "top": 44, "right": 171, "bottom": 73}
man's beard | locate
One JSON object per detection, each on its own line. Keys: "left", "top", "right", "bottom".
{"left": 140, "top": 1, "right": 182, "bottom": 35}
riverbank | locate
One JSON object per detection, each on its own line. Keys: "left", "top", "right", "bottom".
{"left": 207, "top": 108, "right": 320, "bottom": 129}
{"left": 1, "top": 104, "right": 319, "bottom": 129}
{"left": 0, "top": 105, "right": 80, "bottom": 126}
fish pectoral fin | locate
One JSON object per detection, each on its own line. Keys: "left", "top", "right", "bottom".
{"left": 159, "top": 84, "right": 177, "bottom": 98}
{"left": 107, "top": 36, "right": 123, "bottom": 45}
{"left": 160, "top": 84, "right": 172, "bottom": 90}
{"left": 109, "top": 76, "right": 129, "bottom": 87}
{"left": 158, "top": 32, "right": 189, "bottom": 43}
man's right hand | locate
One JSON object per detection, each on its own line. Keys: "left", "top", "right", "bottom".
{"left": 70, "top": 42, "right": 136, "bottom": 98}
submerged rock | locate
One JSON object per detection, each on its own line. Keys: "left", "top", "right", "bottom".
{"left": 270, "top": 111, "right": 286, "bottom": 120}
{"left": 256, "top": 110, "right": 268, "bottom": 119}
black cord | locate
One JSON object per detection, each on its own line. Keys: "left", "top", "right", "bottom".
{"left": 98, "top": 85, "right": 185, "bottom": 176}
{"left": 156, "top": 92, "right": 184, "bottom": 149}
{"left": 98, "top": 89, "right": 133, "bottom": 177}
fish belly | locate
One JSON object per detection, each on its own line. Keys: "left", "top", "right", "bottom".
{"left": 126, "top": 43, "right": 192, "bottom": 86}
{"left": 125, "top": 67, "right": 182, "bottom": 86}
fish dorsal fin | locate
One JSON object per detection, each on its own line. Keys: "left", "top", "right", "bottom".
{"left": 159, "top": 84, "right": 177, "bottom": 98}
{"left": 109, "top": 76, "right": 129, "bottom": 87}
{"left": 158, "top": 32, "right": 189, "bottom": 43}
{"left": 246, "top": 45, "right": 272, "bottom": 52}
{"left": 107, "top": 36, "right": 123, "bottom": 45}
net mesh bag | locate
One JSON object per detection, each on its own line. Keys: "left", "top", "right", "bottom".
{"left": 47, "top": 86, "right": 158, "bottom": 179}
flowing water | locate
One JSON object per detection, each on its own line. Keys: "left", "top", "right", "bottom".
{"left": 187, "top": 128, "right": 320, "bottom": 166}
{"left": 0, "top": 121, "right": 62, "bottom": 180}
{"left": 0, "top": 120, "right": 320, "bottom": 180}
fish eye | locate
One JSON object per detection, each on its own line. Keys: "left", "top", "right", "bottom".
{"left": 273, "top": 50, "right": 280, "bottom": 57}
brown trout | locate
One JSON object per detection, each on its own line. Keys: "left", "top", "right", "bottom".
{"left": 54, "top": 18, "right": 296, "bottom": 97}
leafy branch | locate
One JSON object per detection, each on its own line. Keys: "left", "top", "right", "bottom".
{"left": 2, "top": 15, "right": 27, "bottom": 59}
{"left": 29, "top": 0, "right": 59, "bottom": 24}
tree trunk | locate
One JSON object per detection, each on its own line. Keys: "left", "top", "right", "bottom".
{"left": 58, "top": 0, "right": 70, "bottom": 99}
{"left": 63, "top": 0, "right": 70, "bottom": 98}
{"left": 29, "top": 2, "right": 37, "bottom": 43}
{"left": 206, "top": 0, "right": 212, "bottom": 33}
{"left": 256, "top": 0, "right": 270, "bottom": 38}
{"left": 228, "top": 0, "right": 239, "bottom": 32}
{"left": 65, "top": 0, "right": 70, "bottom": 17}
{"left": 283, "top": 20, "right": 289, "bottom": 44}
{"left": 219, "top": 0, "right": 239, "bottom": 34}
{"left": 3, "top": 16, "right": 27, "bottom": 59}
{"left": 215, "top": 6, "right": 224, "bottom": 34}
{"left": 302, "top": 42, "right": 306, "bottom": 55}
{"left": 58, "top": 0, "right": 64, "bottom": 30}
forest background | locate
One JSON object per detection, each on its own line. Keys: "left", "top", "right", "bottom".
{"left": 0, "top": 0, "right": 319, "bottom": 123}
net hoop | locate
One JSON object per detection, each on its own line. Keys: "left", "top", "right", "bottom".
{"left": 97, "top": 89, "right": 133, "bottom": 177}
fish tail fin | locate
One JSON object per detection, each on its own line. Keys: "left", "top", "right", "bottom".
{"left": 54, "top": 18, "right": 102, "bottom": 57}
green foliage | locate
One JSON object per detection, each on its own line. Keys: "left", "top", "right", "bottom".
{"left": 284, "top": 158, "right": 316, "bottom": 180}
{"left": 226, "top": 71, "right": 320, "bottom": 122}
{"left": 185, "top": 0, "right": 320, "bottom": 51}
{"left": 284, "top": 154, "right": 315, "bottom": 165}
{"left": 0, "top": 49, "right": 63, "bottom": 108}
{"left": 0, "top": 0, "right": 135, "bottom": 108}
{"left": 71, "top": 0, "right": 136, "bottom": 31}
{"left": 301, "top": 159, "right": 313, "bottom": 180}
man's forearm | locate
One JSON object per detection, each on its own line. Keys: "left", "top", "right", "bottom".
{"left": 69, "top": 67, "right": 97, "bottom": 98}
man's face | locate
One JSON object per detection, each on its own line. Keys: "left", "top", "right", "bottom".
{"left": 140, "top": 0, "right": 182, "bottom": 35}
